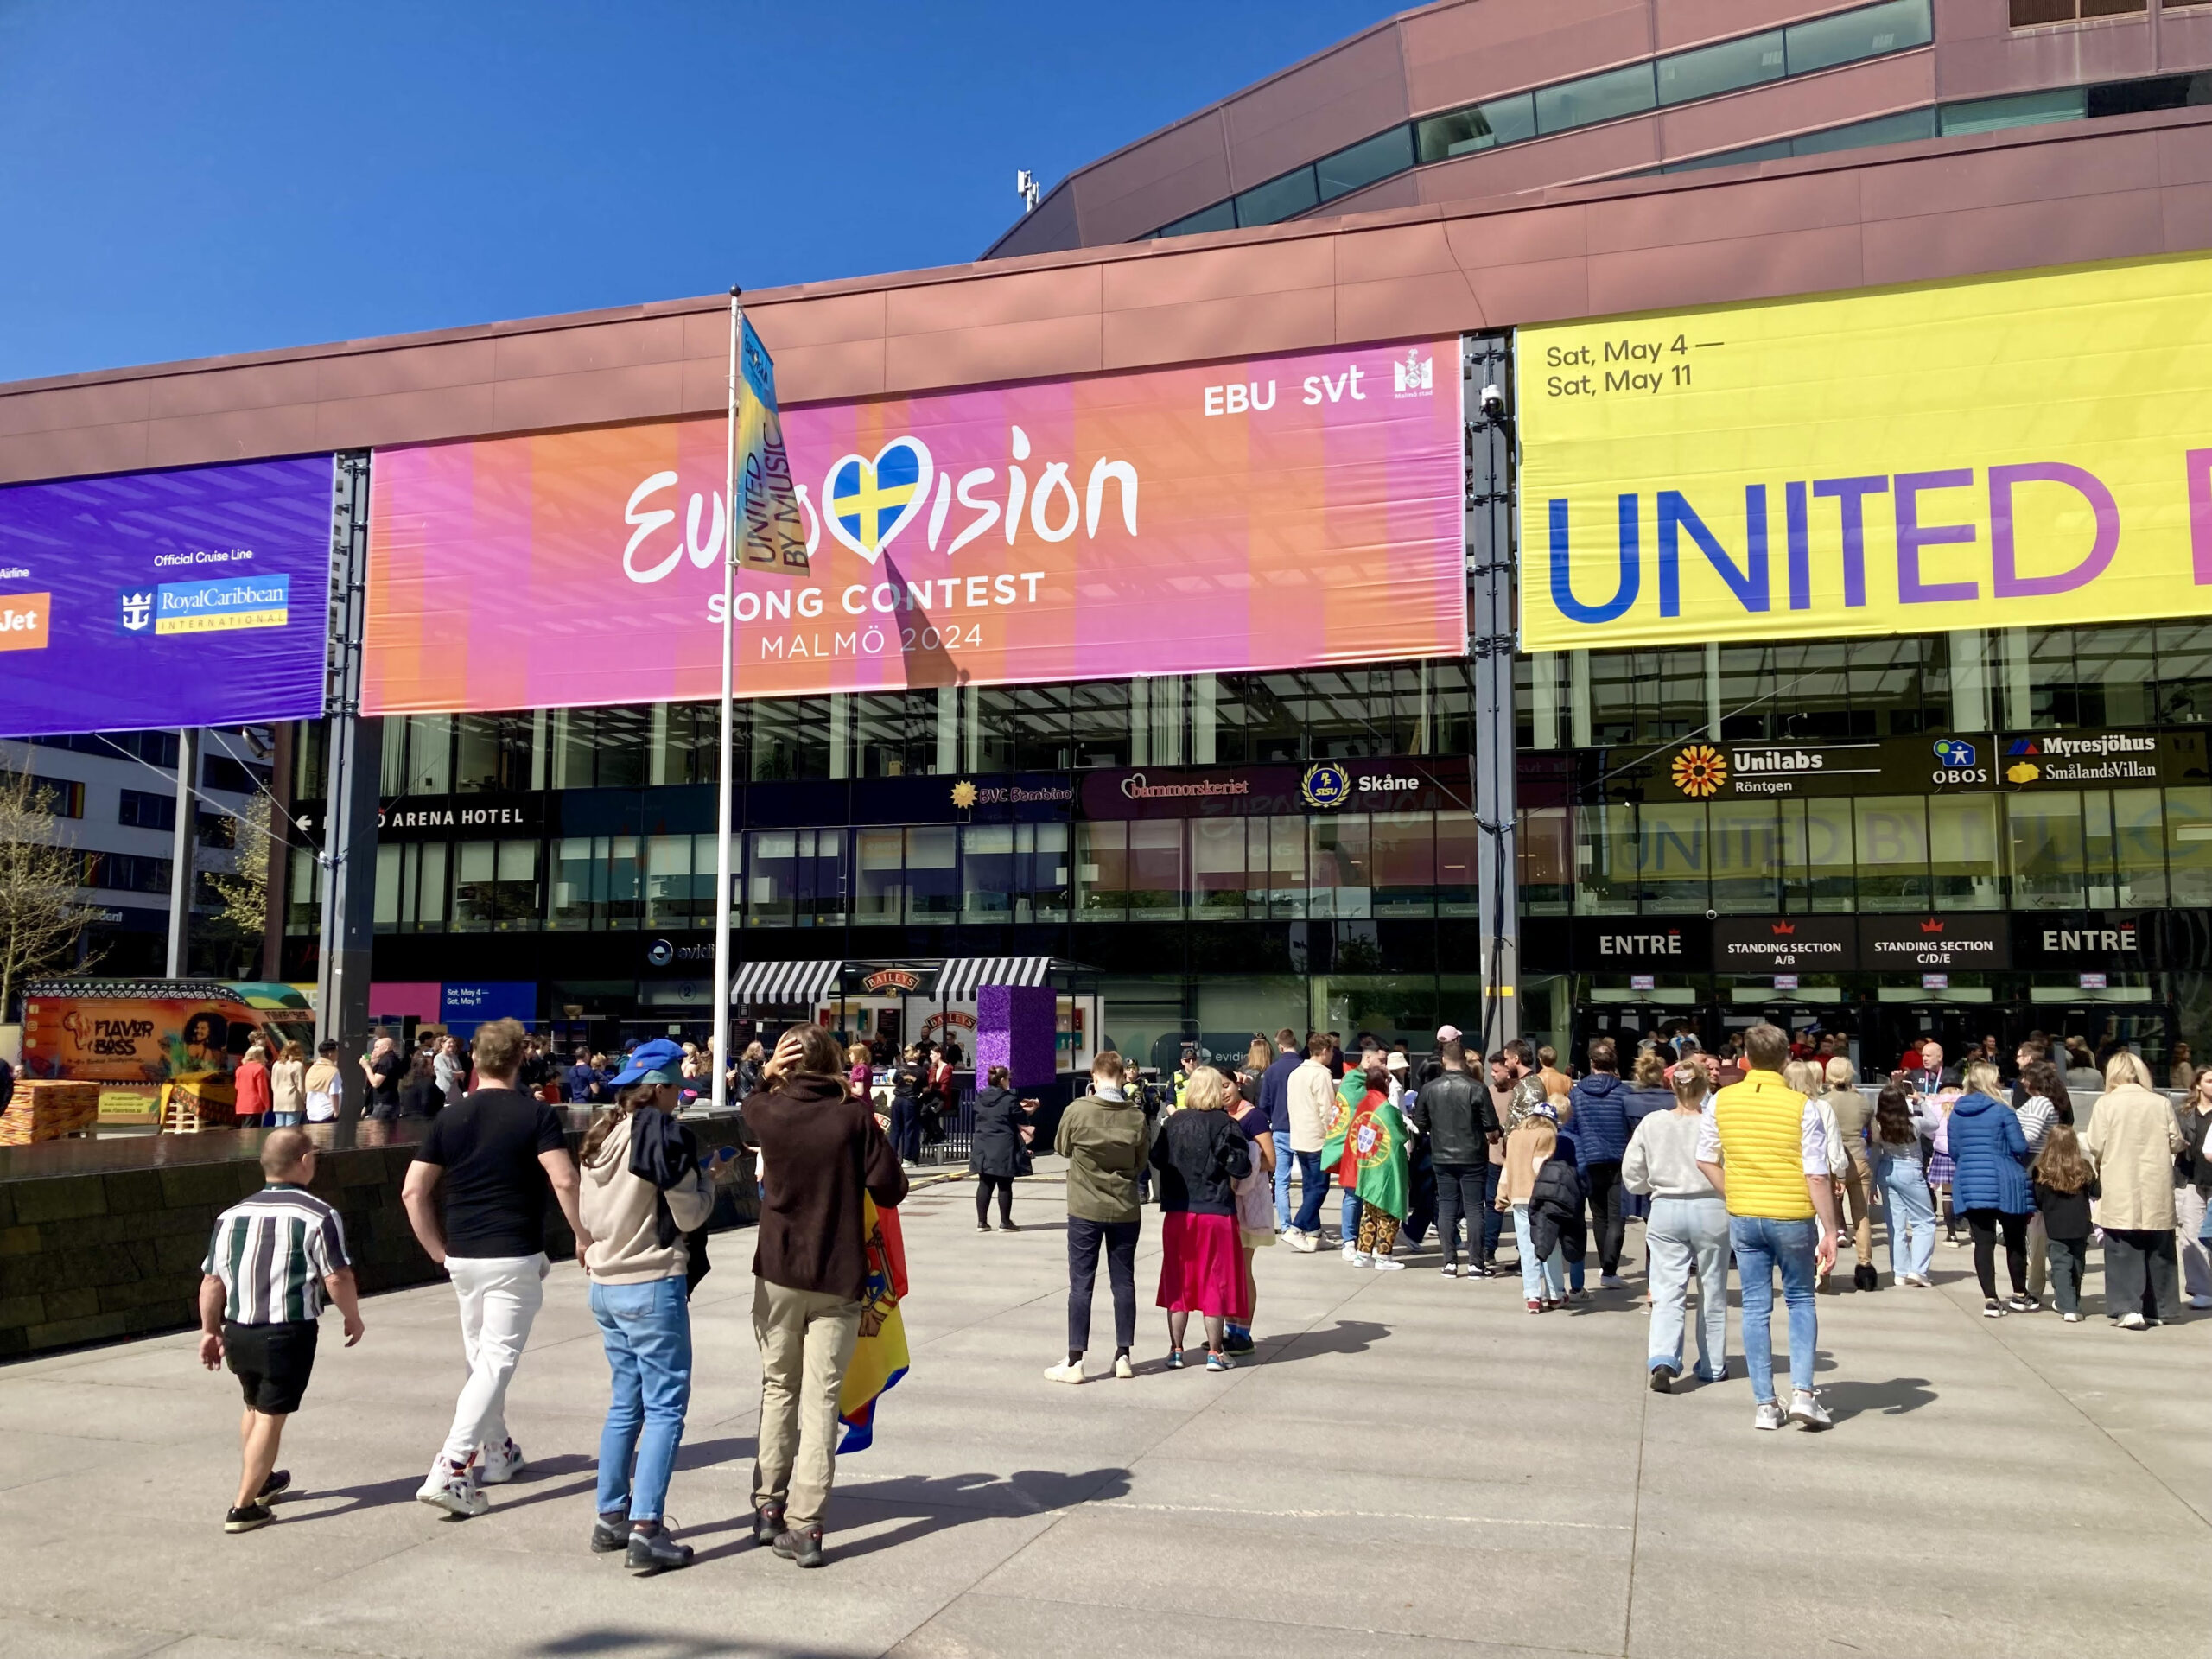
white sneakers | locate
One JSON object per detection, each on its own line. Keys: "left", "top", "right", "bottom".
{"left": 2188, "top": 1294, "right": 2212, "bottom": 1310}
{"left": 1788, "top": 1389, "right": 1833, "bottom": 1431}
{"left": 416, "top": 1462, "right": 487, "bottom": 1518}
{"left": 1347, "top": 1249, "right": 1373, "bottom": 1268}
{"left": 1282, "top": 1227, "right": 1319, "bottom": 1254}
{"left": 2116, "top": 1312, "right": 2148, "bottom": 1330}
{"left": 1043, "top": 1360, "right": 1086, "bottom": 1384}
{"left": 1599, "top": 1273, "right": 1626, "bottom": 1290}
{"left": 1112, "top": 1354, "right": 1135, "bottom": 1379}
{"left": 478, "top": 1439, "right": 525, "bottom": 1485}
{"left": 1751, "top": 1401, "right": 1788, "bottom": 1431}
{"left": 1370, "top": 1256, "right": 1406, "bottom": 1273}
{"left": 1340, "top": 1241, "right": 1360, "bottom": 1262}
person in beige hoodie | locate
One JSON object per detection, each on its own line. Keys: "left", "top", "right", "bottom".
{"left": 1283, "top": 1033, "right": 1338, "bottom": 1250}
{"left": 580, "top": 1039, "right": 720, "bottom": 1573}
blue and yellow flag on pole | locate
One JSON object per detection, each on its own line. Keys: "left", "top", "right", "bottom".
{"left": 836, "top": 1194, "right": 909, "bottom": 1452}
{"left": 734, "top": 315, "right": 810, "bottom": 573}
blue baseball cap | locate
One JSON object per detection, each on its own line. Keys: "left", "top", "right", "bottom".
{"left": 610, "top": 1037, "right": 684, "bottom": 1089}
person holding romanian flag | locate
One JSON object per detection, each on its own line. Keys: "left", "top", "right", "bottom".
{"left": 1323, "top": 1063, "right": 1412, "bottom": 1271}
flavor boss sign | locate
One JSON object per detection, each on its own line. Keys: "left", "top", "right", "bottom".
{"left": 1520, "top": 250, "right": 2212, "bottom": 652}
{"left": 362, "top": 340, "right": 1465, "bottom": 714}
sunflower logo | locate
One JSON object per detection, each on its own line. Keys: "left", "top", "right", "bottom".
{"left": 1671, "top": 744, "right": 1727, "bottom": 799}
{"left": 950, "top": 779, "right": 979, "bottom": 809}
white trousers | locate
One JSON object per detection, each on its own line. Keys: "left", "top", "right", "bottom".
{"left": 437, "top": 1253, "right": 547, "bottom": 1467}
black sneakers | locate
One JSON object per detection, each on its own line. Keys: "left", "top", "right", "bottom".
{"left": 590, "top": 1512, "right": 628, "bottom": 1554}
{"left": 773, "top": 1524, "right": 827, "bottom": 1568}
{"left": 626, "top": 1526, "right": 695, "bottom": 1573}
{"left": 1853, "top": 1264, "right": 1878, "bottom": 1292}
{"left": 223, "top": 1503, "right": 273, "bottom": 1534}
{"left": 753, "top": 1503, "right": 786, "bottom": 1547}
{"left": 1649, "top": 1364, "right": 1676, "bottom": 1394}
{"left": 256, "top": 1469, "right": 291, "bottom": 1503}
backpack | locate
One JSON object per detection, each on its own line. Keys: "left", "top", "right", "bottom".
{"left": 627, "top": 1105, "right": 712, "bottom": 1293}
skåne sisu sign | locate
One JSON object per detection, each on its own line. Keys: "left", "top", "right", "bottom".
{"left": 1519, "top": 250, "right": 2212, "bottom": 652}
{"left": 0, "top": 455, "right": 334, "bottom": 737}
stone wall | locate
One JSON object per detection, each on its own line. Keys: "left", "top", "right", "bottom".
{"left": 1, "top": 1128, "right": 758, "bottom": 1361}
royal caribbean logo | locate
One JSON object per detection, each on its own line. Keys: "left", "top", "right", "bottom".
{"left": 1300, "top": 761, "right": 1351, "bottom": 809}
{"left": 117, "top": 590, "right": 154, "bottom": 633}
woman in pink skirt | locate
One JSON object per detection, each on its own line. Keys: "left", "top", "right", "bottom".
{"left": 1149, "top": 1065, "right": 1253, "bottom": 1371}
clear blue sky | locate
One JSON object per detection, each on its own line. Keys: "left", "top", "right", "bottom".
{"left": 0, "top": 0, "right": 1389, "bottom": 383}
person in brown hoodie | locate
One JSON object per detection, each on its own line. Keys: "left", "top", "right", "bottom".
{"left": 739, "top": 1023, "right": 908, "bottom": 1568}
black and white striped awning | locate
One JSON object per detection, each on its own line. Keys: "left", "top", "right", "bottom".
{"left": 729, "top": 959, "right": 843, "bottom": 1006}
{"left": 936, "top": 957, "right": 1054, "bottom": 1002}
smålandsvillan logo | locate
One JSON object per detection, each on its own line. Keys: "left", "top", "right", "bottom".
{"left": 1300, "top": 762, "right": 1351, "bottom": 810}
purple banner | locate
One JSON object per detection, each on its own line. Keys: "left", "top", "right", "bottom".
{"left": 0, "top": 455, "right": 332, "bottom": 738}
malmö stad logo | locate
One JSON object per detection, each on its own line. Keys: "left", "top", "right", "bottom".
{"left": 1670, "top": 744, "right": 1726, "bottom": 798}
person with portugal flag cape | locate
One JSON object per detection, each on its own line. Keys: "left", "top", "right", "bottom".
{"left": 1322, "top": 1063, "right": 1412, "bottom": 1270}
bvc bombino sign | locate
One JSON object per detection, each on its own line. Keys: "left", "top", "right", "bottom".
{"left": 0, "top": 456, "right": 333, "bottom": 738}
{"left": 1519, "top": 250, "right": 2212, "bottom": 652}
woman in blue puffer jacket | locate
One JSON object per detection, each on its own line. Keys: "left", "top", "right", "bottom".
{"left": 1946, "top": 1061, "right": 2035, "bottom": 1318}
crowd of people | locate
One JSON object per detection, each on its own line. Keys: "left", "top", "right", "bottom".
{"left": 189, "top": 1009, "right": 2209, "bottom": 1570}
{"left": 1039, "top": 1020, "right": 2209, "bottom": 1423}
{"left": 196, "top": 1019, "right": 905, "bottom": 1573}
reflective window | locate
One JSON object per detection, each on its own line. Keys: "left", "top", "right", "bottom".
{"left": 1786, "top": 0, "right": 1933, "bottom": 76}
{"left": 1637, "top": 800, "right": 1709, "bottom": 912}
{"left": 2164, "top": 787, "right": 2212, "bottom": 906}
{"left": 2006, "top": 794, "right": 2085, "bottom": 909}
{"left": 1929, "top": 794, "right": 2002, "bottom": 911}
{"left": 1656, "top": 30, "right": 1784, "bottom": 105}
{"left": 1709, "top": 798, "right": 1783, "bottom": 912}
{"left": 1508, "top": 807, "right": 1562, "bottom": 916}
{"left": 1158, "top": 201, "right": 1235, "bottom": 238}
{"left": 1128, "top": 820, "right": 1185, "bottom": 920}
{"left": 1853, "top": 797, "right": 1930, "bottom": 910}
{"left": 852, "top": 828, "right": 903, "bottom": 920}
{"left": 1310, "top": 816, "right": 1371, "bottom": 919}
{"left": 2155, "top": 622, "right": 2212, "bottom": 722}
{"left": 1236, "top": 168, "right": 1319, "bottom": 227}
{"left": 1191, "top": 818, "right": 1249, "bottom": 918}
{"left": 745, "top": 829, "right": 843, "bottom": 927}
{"left": 2100, "top": 789, "right": 2167, "bottom": 909}
{"left": 1536, "top": 62, "right": 1656, "bottom": 136}
{"left": 454, "top": 839, "right": 537, "bottom": 932}
{"left": 1370, "top": 813, "right": 1435, "bottom": 918}
{"left": 1940, "top": 88, "right": 2087, "bottom": 137}
{"left": 1316, "top": 126, "right": 1414, "bottom": 200}
{"left": 1415, "top": 94, "right": 1535, "bottom": 163}
{"left": 1077, "top": 821, "right": 1128, "bottom": 918}
{"left": 906, "top": 825, "right": 958, "bottom": 920}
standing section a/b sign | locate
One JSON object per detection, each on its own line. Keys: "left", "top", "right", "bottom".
{"left": 0, "top": 455, "right": 334, "bottom": 738}
{"left": 361, "top": 339, "right": 1465, "bottom": 714}
{"left": 1518, "top": 250, "right": 2212, "bottom": 652}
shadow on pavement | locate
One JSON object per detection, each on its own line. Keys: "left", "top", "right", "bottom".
{"left": 1818, "top": 1376, "right": 1936, "bottom": 1421}
{"left": 1261, "top": 1319, "right": 1389, "bottom": 1362}
{"left": 691, "top": 1465, "right": 1132, "bottom": 1566}
{"left": 531, "top": 1634, "right": 868, "bottom": 1658}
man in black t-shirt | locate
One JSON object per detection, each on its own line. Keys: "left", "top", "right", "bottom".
{"left": 360, "top": 1036, "right": 404, "bottom": 1122}
{"left": 399, "top": 1018, "right": 588, "bottom": 1518}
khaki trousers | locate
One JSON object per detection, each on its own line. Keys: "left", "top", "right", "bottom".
{"left": 751, "top": 1279, "right": 863, "bottom": 1530}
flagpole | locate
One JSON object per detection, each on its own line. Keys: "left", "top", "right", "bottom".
{"left": 710, "top": 285, "right": 741, "bottom": 1114}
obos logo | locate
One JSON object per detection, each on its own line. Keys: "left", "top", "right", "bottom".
{"left": 1932, "top": 739, "right": 1977, "bottom": 768}
{"left": 1300, "top": 762, "right": 1351, "bottom": 809}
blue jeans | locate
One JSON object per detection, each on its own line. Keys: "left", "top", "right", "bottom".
{"left": 590, "top": 1276, "right": 692, "bottom": 1522}
{"left": 1646, "top": 1196, "right": 1729, "bottom": 1380}
{"left": 1341, "top": 1187, "right": 1360, "bottom": 1245}
{"left": 1288, "top": 1150, "right": 1325, "bottom": 1234}
{"left": 1879, "top": 1161, "right": 1936, "bottom": 1281}
{"left": 1730, "top": 1216, "right": 1820, "bottom": 1404}
{"left": 267, "top": 1111, "right": 302, "bottom": 1128}
{"left": 1271, "top": 1131, "right": 1294, "bottom": 1229}
{"left": 1511, "top": 1205, "right": 1565, "bottom": 1301}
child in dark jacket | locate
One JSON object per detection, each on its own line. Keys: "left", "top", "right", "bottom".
{"left": 2031, "top": 1124, "right": 2100, "bottom": 1322}
{"left": 1528, "top": 1137, "right": 1587, "bottom": 1309}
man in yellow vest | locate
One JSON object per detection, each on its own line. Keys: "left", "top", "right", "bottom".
{"left": 1695, "top": 1022, "right": 1840, "bottom": 1432}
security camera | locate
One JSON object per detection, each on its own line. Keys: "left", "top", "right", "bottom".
{"left": 1480, "top": 383, "right": 1506, "bottom": 418}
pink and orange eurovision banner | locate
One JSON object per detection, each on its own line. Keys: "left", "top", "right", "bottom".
{"left": 362, "top": 338, "right": 1465, "bottom": 714}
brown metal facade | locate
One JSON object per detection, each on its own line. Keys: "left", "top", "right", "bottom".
{"left": 7, "top": 6, "right": 2212, "bottom": 485}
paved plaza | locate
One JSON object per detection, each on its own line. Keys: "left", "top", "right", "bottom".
{"left": 2, "top": 1166, "right": 2207, "bottom": 1659}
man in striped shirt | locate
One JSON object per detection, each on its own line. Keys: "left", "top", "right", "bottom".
{"left": 197, "top": 1128, "right": 365, "bottom": 1533}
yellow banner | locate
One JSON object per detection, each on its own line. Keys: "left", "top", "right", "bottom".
{"left": 1518, "top": 251, "right": 2212, "bottom": 652}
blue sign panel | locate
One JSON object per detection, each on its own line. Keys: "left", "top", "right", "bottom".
{"left": 439, "top": 982, "right": 537, "bottom": 1036}
{"left": 0, "top": 455, "right": 331, "bottom": 737}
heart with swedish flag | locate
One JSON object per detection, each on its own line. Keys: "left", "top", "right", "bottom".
{"left": 827, "top": 438, "right": 934, "bottom": 564}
